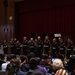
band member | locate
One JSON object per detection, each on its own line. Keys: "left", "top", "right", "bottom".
{"left": 3, "top": 40, "right": 8, "bottom": 54}
{"left": 15, "top": 40, "right": 21, "bottom": 55}
{"left": 66, "top": 38, "right": 74, "bottom": 59}
{"left": 10, "top": 38, "right": 15, "bottom": 54}
{"left": 14, "top": 38, "right": 17, "bottom": 43}
{"left": 58, "top": 38, "right": 65, "bottom": 56}
{"left": 14, "top": 38, "right": 17, "bottom": 54}
{"left": 43, "top": 36, "right": 50, "bottom": 56}
{"left": 22, "top": 36, "right": 28, "bottom": 55}
{"left": 28, "top": 38, "right": 36, "bottom": 54}
{"left": 51, "top": 38, "right": 58, "bottom": 58}
{"left": 36, "top": 36, "right": 43, "bottom": 57}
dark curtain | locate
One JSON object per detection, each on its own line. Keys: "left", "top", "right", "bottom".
{"left": 15, "top": 0, "right": 75, "bottom": 41}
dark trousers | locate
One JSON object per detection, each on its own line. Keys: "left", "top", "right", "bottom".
{"left": 37, "top": 47, "right": 42, "bottom": 57}
{"left": 44, "top": 47, "right": 49, "bottom": 56}
{"left": 15, "top": 49, "right": 21, "bottom": 55}
{"left": 66, "top": 49, "right": 72, "bottom": 59}
{"left": 3, "top": 48, "right": 8, "bottom": 54}
{"left": 52, "top": 49, "right": 59, "bottom": 58}
{"left": 11, "top": 48, "right": 15, "bottom": 54}
{"left": 23, "top": 47, "right": 28, "bottom": 55}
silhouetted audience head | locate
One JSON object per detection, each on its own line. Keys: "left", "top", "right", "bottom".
{"left": 67, "top": 56, "right": 75, "bottom": 72}
{"left": 27, "top": 52, "right": 35, "bottom": 61}
{"left": 35, "top": 57, "right": 41, "bottom": 65}
{"left": 7, "top": 55, "right": 13, "bottom": 61}
{"left": 20, "top": 55, "right": 28, "bottom": 63}
{"left": 28, "top": 58, "right": 38, "bottom": 70}
{"left": 11, "top": 54, "right": 17, "bottom": 60}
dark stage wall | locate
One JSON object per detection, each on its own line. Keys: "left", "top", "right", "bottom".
{"left": 15, "top": 0, "right": 75, "bottom": 41}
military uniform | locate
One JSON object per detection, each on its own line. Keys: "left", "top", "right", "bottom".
{"left": 52, "top": 42, "right": 58, "bottom": 58}
{"left": 15, "top": 42, "right": 21, "bottom": 55}
{"left": 10, "top": 41, "right": 15, "bottom": 54}
{"left": 36, "top": 40, "right": 43, "bottom": 57}
{"left": 59, "top": 42, "right": 65, "bottom": 56}
{"left": 3, "top": 42, "right": 8, "bottom": 54}
{"left": 28, "top": 40, "right": 36, "bottom": 54}
{"left": 22, "top": 40, "right": 28, "bottom": 55}
{"left": 66, "top": 43, "right": 73, "bottom": 59}
{"left": 43, "top": 39, "right": 50, "bottom": 56}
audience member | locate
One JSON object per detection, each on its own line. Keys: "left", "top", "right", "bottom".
{"left": 52, "top": 58, "right": 68, "bottom": 75}
{"left": 0, "top": 54, "right": 5, "bottom": 70}
{"left": 6, "top": 59, "right": 25, "bottom": 75}
{"left": 1, "top": 55, "right": 11, "bottom": 71}
{"left": 20, "top": 55, "right": 29, "bottom": 72}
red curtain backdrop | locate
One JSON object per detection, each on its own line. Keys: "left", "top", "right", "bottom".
{"left": 15, "top": 0, "right": 75, "bottom": 41}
